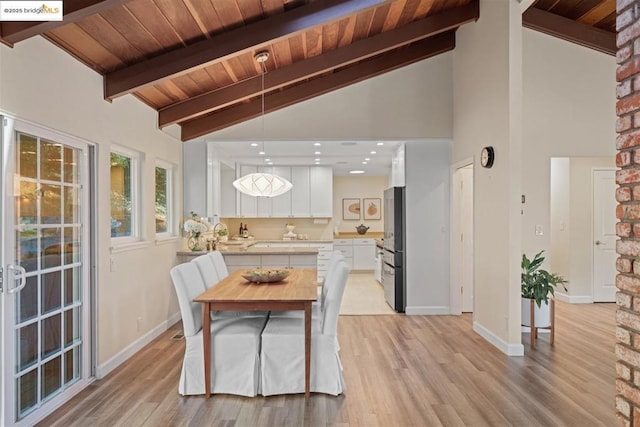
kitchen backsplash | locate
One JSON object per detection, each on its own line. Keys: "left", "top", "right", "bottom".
{"left": 221, "top": 217, "right": 383, "bottom": 240}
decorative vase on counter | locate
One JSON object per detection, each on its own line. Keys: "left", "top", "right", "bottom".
{"left": 188, "top": 234, "right": 206, "bottom": 252}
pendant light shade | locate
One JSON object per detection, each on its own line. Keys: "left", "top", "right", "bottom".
{"left": 233, "top": 172, "right": 293, "bottom": 198}
{"left": 233, "top": 50, "right": 293, "bottom": 198}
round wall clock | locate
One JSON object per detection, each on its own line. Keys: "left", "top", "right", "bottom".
{"left": 481, "top": 146, "right": 495, "bottom": 168}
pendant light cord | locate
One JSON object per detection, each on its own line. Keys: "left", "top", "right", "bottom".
{"left": 261, "top": 62, "right": 265, "bottom": 156}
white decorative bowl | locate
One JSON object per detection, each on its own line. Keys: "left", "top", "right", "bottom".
{"left": 241, "top": 269, "right": 290, "bottom": 284}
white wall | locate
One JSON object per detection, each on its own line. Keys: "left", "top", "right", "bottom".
{"left": 453, "top": 0, "right": 523, "bottom": 355}
{"left": 404, "top": 141, "right": 451, "bottom": 314}
{"left": 0, "top": 37, "right": 183, "bottom": 370}
{"left": 521, "top": 29, "right": 617, "bottom": 259}
{"left": 206, "top": 53, "right": 453, "bottom": 141}
{"left": 333, "top": 176, "right": 387, "bottom": 234}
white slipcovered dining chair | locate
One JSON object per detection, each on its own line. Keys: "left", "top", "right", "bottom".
{"left": 208, "top": 250, "right": 229, "bottom": 278}
{"left": 192, "top": 253, "right": 268, "bottom": 318}
{"left": 269, "top": 250, "right": 345, "bottom": 320}
{"left": 170, "top": 262, "right": 267, "bottom": 396}
{"left": 260, "top": 260, "right": 350, "bottom": 396}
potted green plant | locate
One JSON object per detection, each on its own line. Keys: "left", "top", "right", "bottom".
{"left": 216, "top": 227, "right": 228, "bottom": 242}
{"left": 521, "top": 251, "right": 567, "bottom": 327}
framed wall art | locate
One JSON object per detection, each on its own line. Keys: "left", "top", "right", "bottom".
{"left": 363, "top": 198, "right": 381, "bottom": 220}
{"left": 342, "top": 198, "right": 361, "bottom": 220}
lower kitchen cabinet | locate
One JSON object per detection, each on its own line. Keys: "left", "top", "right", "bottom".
{"left": 334, "top": 238, "right": 376, "bottom": 271}
{"left": 223, "top": 253, "right": 316, "bottom": 273}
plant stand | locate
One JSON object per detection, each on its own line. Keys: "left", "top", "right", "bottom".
{"left": 528, "top": 298, "right": 555, "bottom": 349}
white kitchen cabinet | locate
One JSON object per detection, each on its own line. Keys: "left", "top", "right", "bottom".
{"left": 220, "top": 165, "right": 236, "bottom": 217}
{"left": 256, "top": 166, "right": 273, "bottom": 217}
{"left": 333, "top": 239, "right": 354, "bottom": 269}
{"left": 309, "top": 167, "right": 333, "bottom": 217}
{"left": 353, "top": 238, "right": 376, "bottom": 270}
{"left": 290, "top": 167, "right": 310, "bottom": 217}
{"left": 237, "top": 165, "right": 258, "bottom": 217}
{"left": 223, "top": 164, "right": 333, "bottom": 218}
{"left": 334, "top": 238, "right": 375, "bottom": 271}
{"left": 271, "top": 166, "right": 292, "bottom": 217}
{"left": 223, "top": 253, "right": 317, "bottom": 273}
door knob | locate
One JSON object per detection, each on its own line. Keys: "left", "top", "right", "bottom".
{"left": 595, "top": 240, "right": 603, "bottom": 245}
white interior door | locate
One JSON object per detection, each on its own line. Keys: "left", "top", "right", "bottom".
{"left": 2, "top": 117, "right": 93, "bottom": 426}
{"left": 460, "top": 166, "right": 474, "bottom": 312}
{"left": 450, "top": 163, "right": 474, "bottom": 314}
{"left": 593, "top": 169, "right": 617, "bottom": 302}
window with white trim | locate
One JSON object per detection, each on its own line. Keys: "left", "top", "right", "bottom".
{"left": 155, "top": 160, "right": 174, "bottom": 236}
{"left": 110, "top": 146, "right": 140, "bottom": 242}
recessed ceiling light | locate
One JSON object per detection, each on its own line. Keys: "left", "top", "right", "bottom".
{"left": 362, "top": 161, "right": 368, "bottom": 165}
{"left": 315, "top": 161, "right": 320, "bottom": 165}
{"left": 314, "top": 142, "right": 321, "bottom": 146}
{"left": 265, "top": 158, "right": 271, "bottom": 162}
{"left": 365, "top": 158, "right": 370, "bottom": 161}
{"left": 259, "top": 151, "right": 265, "bottom": 155}
{"left": 376, "top": 142, "right": 384, "bottom": 146}
{"left": 267, "top": 161, "right": 273, "bottom": 165}
{"left": 370, "top": 151, "right": 377, "bottom": 154}
{"left": 251, "top": 143, "right": 258, "bottom": 147}
{"left": 314, "top": 158, "right": 320, "bottom": 161}
{"left": 314, "top": 151, "right": 321, "bottom": 155}
{"left": 349, "top": 170, "right": 365, "bottom": 174}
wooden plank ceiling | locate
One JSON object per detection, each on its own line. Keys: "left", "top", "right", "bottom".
{"left": 0, "top": 0, "right": 616, "bottom": 141}
{"left": 524, "top": 0, "right": 616, "bottom": 55}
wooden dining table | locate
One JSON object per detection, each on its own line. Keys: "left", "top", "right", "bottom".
{"left": 194, "top": 268, "right": 318, "bottom": 398}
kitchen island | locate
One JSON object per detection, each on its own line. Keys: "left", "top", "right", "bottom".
{"left": 177, "top": 239, "right": 332, "bottom": 279}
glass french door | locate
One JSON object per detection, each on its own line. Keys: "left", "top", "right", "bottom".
{"left": 1, "top": 116, "right": 93, "bottom": 425}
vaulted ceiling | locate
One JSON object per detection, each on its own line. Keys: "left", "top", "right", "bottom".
{"left": 0, "top": 0, "right": 616, "bottom": 142}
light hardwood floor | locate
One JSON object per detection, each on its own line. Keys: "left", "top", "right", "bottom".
{"left": 37, "top": 301, "right": 615, "bottom": 426}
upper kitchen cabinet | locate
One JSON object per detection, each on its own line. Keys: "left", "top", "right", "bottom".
{"left": 309, "top": 167, "right": 333, "bottom": 217}
{"left": 271, "top": 166, "right": 292, "bottom": 217}
{"left": 239, "top": 165, "right": 332, "bottom": 218}
{"left": 391, "top": 144, "right": 406, "bottom": 187}
{"left": 237, "top": 165, "right": 258, "bottom": 217}
{"left": 290, "top": 166, "right": 310, "bottom": 217}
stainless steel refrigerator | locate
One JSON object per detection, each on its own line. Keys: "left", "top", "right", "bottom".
{"left": 382, "top": 186, "right": 405, "bottom": 312}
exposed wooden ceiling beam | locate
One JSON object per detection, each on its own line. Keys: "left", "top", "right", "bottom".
{"left": 0, "top": 0, "right": 130, "bottom": 47}
{"left": 180, "top": 31, "right": 455, "bottom": 141}
{"left": 104, "top": 0, "right": 394, "bottom": 100}
{"left": 159, "top": 1, "right": 478, "bottom": 128}
{"left": 522, "top": 6, "right": 615, "bottom": 56}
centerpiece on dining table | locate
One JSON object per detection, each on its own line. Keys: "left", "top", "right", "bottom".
{"left": 241, "top": 269, "right": 290, "bottom": 284}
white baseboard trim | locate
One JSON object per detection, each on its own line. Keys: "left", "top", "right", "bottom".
{"left": 521, "top": 326, "right": 550, "bottom": 334}
{"left": 554, "top": 292, "right": 593, "bottom": 304}
{"left": 473, "top": 321, "right": 524, "bottom": 356}
{"left": 97, "top": 311, "right": 181, "bottom": 379}
{"left": 405, "top": 306, "right": 450, "bottom": 315}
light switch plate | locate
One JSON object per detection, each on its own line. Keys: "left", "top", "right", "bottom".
{"left": 535, "top": 225, "right": 543, "bottom": 236}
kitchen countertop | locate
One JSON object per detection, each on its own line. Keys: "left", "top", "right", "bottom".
{"left": 178, "top": 240, "right": 321, "bottom": 257}
{"left": 334, "top": 232, "right": 384, "bottom": 239}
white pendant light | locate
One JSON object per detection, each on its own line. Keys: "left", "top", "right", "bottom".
{"left": 233, "top": 172, "right": 293, "bottom": 197}
{"left": 233, "top": 51, "right": 292, "bottom": 198}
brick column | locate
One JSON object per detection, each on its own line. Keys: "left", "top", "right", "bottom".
{"left": 617, "top": 2, "right": 640, "bottom": 425}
